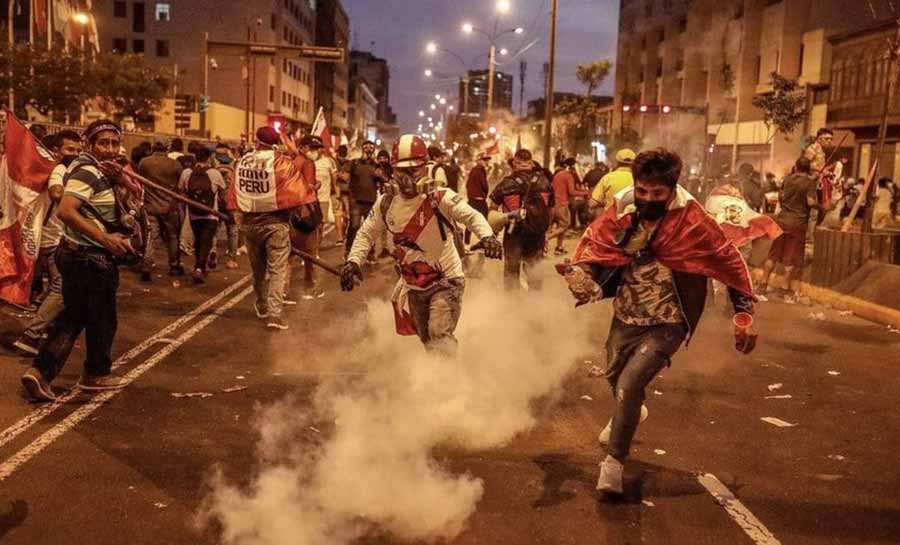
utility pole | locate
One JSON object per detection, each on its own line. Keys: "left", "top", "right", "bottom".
{"left": 542, "top": 0, "right": 558, "bottom": 170}
{"left": 519, "top": 60, "right": 527, "bottom": 117}
{"left": 8, "top": 0, "right": 15, "bottom": 112}
{"left": 487, "top": 43, "right": 497, "bottom": 115}
{"left": 244, "top": 25, "right": 251, "bottom": 141}
{"left": 201, "top": 32, "right": 209, "bottom": 137}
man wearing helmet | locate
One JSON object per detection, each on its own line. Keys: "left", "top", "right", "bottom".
{"left": 339, "top": 135, "right": 502, "bottom": 354}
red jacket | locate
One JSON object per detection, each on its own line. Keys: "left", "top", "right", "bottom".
{"left": 466, "top": 165, "right": 489, "bottom": 200}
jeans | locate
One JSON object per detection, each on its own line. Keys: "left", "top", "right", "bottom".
{"left": 23, "top": 246, "right": 64, "bottom": 339}
{"left": 243, "top": 222, "right": 291, "bottom": 319}
{"left": 345, "top": 201, "right": 374, "bottom": 257}
{"left": 604, "top": 318, "right": 687, "bottom": 461}
{"left": 502, "top": 232, "right": 544, "bottom": 291}
{"left": 190, "top": 219, "right": 219, "bottom": 272}
{"left": 223, "top": 220, "right": 240, "bottom": 258}
{"left": 34, "top": 243, "right": 119, "bottom": 382}
{"left": 406, "top": 278, "right": 465, "bottom": 355}
{"left": 143, "top": 208, "right": 182, "bottom": 271}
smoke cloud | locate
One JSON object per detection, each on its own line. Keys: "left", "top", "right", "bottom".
{"left": 200, "top": 264, "right": 596, "bottom": 544}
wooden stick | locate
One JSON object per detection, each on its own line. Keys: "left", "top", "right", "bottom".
{"left": 841, "top": 160, "right": 878, "bottom": 232}
{"left": 291, "top": 246, "right": 342, "bottom": 277}
{"left": 109, "top": 162, "right": 230, "bottom": 221}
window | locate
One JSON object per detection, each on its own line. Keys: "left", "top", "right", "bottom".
{"left": 658, "top": 27, "right": 665, "bottom": 43}
{"left": 155, "top": 39, "right": 169, "bottom": 57}
{"left": 754, "top": 55, "right": 761, "bottom": 84}
{"left": 155, "top": 3, "right": 170, "bottom": 22}
{"left": 269, "top": 85, "right": 275, "bottom": 102}
{"left": 113, "top": 38, "right": 127, "bottom": 52}
{"left": 114, "top": 1, "right": 126, "bottom": 18}
{"left": 641, "top": 35, "right": 646, "bottom": 49}
{"left": 132, "top": 39, "right": 145, "bottom": 53}
{"left": 656, "top": 59, "right": 662, "bottom": 78}
{"left": 812, "top": 87, "right": 828, "bottom": 104}
{"left": 644, "top": 1, "right": 652, "bottom": 18}
{"left": 679, "top": 18, "right": 687, "bottom": 33}
{"left": 133, "top": 2, "right": 146, "bottom": 32}
{"left": 271, "top": 13, "right": 277, "bottom": 30}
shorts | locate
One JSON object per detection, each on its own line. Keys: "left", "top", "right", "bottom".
{"left": 768, "top": 223, "right": 806, "bottom": 267}
{"left": 553, "top": 203, "right": 571, "bottom": 228}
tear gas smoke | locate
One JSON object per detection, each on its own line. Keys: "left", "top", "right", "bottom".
{"left": 200, "top": 266, "right": 595, "bottom": 544}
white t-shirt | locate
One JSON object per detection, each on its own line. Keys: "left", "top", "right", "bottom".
{"left": 314, "top": 155, "right": 336, "bottom": 203}
{"left": 40, "top": 164, "right": 67, "bottom": 249}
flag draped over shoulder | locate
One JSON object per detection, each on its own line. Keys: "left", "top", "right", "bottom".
{"left": 705, "top": 185, "right": 782, "bottom": 248}
{"left": 0, "top": 110, "right": 58, "bottom": 306}
{"left": 572, "top": 186, "right": 755, "bottom": 297}
{"left": 231, "top": 150, "right": 315, "bottom": 213}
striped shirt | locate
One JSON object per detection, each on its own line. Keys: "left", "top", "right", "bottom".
{"left": 62, "top": 156, "right": 117, "bottom": 248}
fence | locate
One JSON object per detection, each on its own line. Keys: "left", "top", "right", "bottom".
{"left": 811, "top": 227, "right": 900, "bottom": 286}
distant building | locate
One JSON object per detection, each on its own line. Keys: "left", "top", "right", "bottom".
{"left": 458, "top": 69, "right": 513, "bottom": 117}
{"left": 315, "top": 0, "right": 350, "bottom": 131}
{"left": 349, "top": 49, "right": 397, "bottom": 145}
{"left": 93, "top": 0, "right": 319, "bottom": 140}
{"left": 348, "top": 78, "right": 378, "bottom": 143}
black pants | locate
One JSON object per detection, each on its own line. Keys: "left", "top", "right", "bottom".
{"left": 465, "top": 199, "right": 489, "bottom": 244}
{"left": 190, "top": 219, "right": 219, "bottom": 272}
{"left": 345, "top": 200, "right": 374, "bottom": 257}
{"left": 144, "top": 207, "right": 182, "bottom": 271}
{"left": 503, "top": 232, "right": 545, "bottom": 291}
{"left": 34, "top": 244, "right": 119, "bottom": 382}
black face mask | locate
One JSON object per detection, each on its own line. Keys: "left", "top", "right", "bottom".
{"left": 634, "top": 198, "right": 668, "bottom": 221}
{"left": 61, "top": 154, "right": 77, "bottom": 167}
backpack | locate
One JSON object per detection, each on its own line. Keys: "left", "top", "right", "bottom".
{"left": 185, "top": 167, "right": 216, "bottom": 214}
{"left": 516, "top": 173, "right": 552, "bottom": 237}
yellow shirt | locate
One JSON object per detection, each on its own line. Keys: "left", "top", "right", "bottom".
{"left": 591, "top": 166, "right": 633, "bottom": 207}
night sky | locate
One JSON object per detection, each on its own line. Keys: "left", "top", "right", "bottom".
{"left": 344, "top": 0, "right": 619, "bottom": 132}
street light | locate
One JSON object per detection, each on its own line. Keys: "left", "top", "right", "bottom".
{"left": 462, "top": 22, "right": 474, "bottom": 34}
{"left": 488, "top": 126, "right": 497, "bottom": 134}
{"left": 72, "top": 12, "right": 90, "bottom": 25}
{"left": 497, "top": 0, "right": 511, "bottom": 14}
{"left": 435, "top": 94, "right": 442, "bottom": 100}
{"left": 500, "top": 48, "right": 509, "bottom": 56}
{"left": 440, "top": 98, "right": 447, "bottom": 105}
{"left": 430, "top": 104, "right": 437, "bottom": 110}
{"left": 424, "top": 68, "right": 433, "bottom": 77}
{"left": 459, "top": 15, "right": 523, "bottom": 114}
{"left": 419, "top": 110, "right": 425, "bottom": 117}
{"left": 426, "top": 41, "right": 438, "bottom": 54}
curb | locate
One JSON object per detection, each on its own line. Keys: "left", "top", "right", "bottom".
{"left": 752, "top": 268, "right": 900, "bottom": 329}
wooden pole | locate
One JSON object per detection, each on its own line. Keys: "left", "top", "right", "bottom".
{"left": 109, "top": 162, "right": 230, "bottom": 222}
{"left": 542, "top": 0, "right": 558, "bottom": 170}
{"left": 291, "top": 246, "right": 341, "bottom": 277}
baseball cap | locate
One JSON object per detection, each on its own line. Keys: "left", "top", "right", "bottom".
{"left": 301, "top": 135, "right": 324, "bottom": 149}
{"left": 256, "top": 126, "right": 280, "bottom": 146}
{"left": 615, "top": 148, "right": 636, "bottom": 164}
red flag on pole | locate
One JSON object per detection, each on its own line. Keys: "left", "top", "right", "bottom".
{"left": 0, "top": 110, "right": 58, "bottom": 306}
{"left": 311, "top": 106, "right": 332, "bottom": 156}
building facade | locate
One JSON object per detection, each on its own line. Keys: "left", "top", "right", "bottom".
{"left": 315, "top": 0, "right": 349, "bottom": 131}
{"left": 348, "top": 78, "right": 378, "bottom": 142}
{"left": 459, "top": 69, "right": 514, "bottom": 117}
{"left": 349, "top": 49, "right": 397, "bottom": 144}
{"left": 612, "top": 0, "right": 897, "bottom": 177}
{"left": 93, "top": 0, "right": 320, "bottom": 140}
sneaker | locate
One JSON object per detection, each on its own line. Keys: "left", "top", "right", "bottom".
{"left": 266, "top": 316, "right": 289, "bottom": 330}
{"left": 207, "top": 250, "right": 219, "bottom": 270}
{"left": 236, "top": 245, "right": 248, "bottom": 256}
{"left": 225, "top": 259, "right": 239, "bottom": 270}
{"left": 253, "top": 301, "right": 269, "bottom": 319}
{"left": 13, "top": 334, "right": 40, "bottom": 356}
{"left": 169, "top": 264, "right": 185, "bottom": 277}
{"left": 77, "top": 373, "right": 130, "bottom": 391}
{"left": 192, "top": 268, "right": 206, "bottom": 284}
{"left": 596, "top": 455, "right": 624, "bottom": 495}
{"left": 598, "top": 405, "right": 649, "bottom": 445}
{"left": 301, "top": 287, "right": 325, "bottom": 300}
{"left": 21, "top": 369, "right": 56, "bottom": 402}
{"left": 554, "top": 247, "right": 566, "bottom": 256}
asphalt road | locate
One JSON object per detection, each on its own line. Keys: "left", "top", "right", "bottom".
{"left": 0, "top": 231, "right": 898, "bottom": 545}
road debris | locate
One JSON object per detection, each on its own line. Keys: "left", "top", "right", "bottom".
{"left": 579, "top": 395, "right": 593, "bottom": 401}
{"left": 154, "top": 502, "right": 168, "bottom": 509}
{"left": 887, "top": 326, "right": 900, "bottom": 334}
{"left": 587, "top": 366, "right": 603, "bottom": 377}
{"left": 757, "top": 294, "right": 768, "bottom": 302}
{"left": 653, "top": 449, "right": 666, "bottom": 455}
{"left": 171, "top": 280, "right": 181, "bottom": 288}
{"left": 653, "top": 390, "right": 663, "bottom": 396}
{"left": 761, "top": 417, "right": 797, "bottom": 428}
{"left": 828, "top": 454, "right": 846, "bottom": 461}
{"left": 827, "top": 371, "right": 841, "bottom": 376}
{"left": 222, "top": 385, "right": 247, "bottom": 393}
{"left": 236, "top": 375, "right": 246, "bottom": 380}
{"left": 764, "top": 394, "right": 793, "bottom": 399}
{"left": 308, "top": 426, "right": 322, "bottom": 434}
{"left": 642, "top": 500, "right": 656, "bottom": 507}
{"left": 170, "top": 392, "right": 213, "bottom": 399}
{"left": 838, "top": 310, "right": 853, "bottom": 316}
{"left": 807, "top": 312, "right": 826, "bottom": 321}
{"left": 767, "top": 383, "right": 783, "bottom": 392}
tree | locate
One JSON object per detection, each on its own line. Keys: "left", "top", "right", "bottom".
{"left": 576, "top": 59, "right": 612, "bottom": 99}
{"left": 0, "top": 43, "right": 92, "bottom": 121}
{"left": 554, "top": 58, "right": 612, "bottom": 155}
{"left": 752, "top": 72, "right": 807, "bottom": 143}
{"left": 93, "top": 53, "right": 173, "bottom": 121}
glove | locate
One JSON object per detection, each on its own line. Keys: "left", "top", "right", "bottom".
{"left": 340, "top": 261, "right": 363, "bottom": 292}
{"left": 479, "top": 236, "right": 503, "bottom": 259}
{"left": 733, "top": 312, "right": 758, "bottom": 354}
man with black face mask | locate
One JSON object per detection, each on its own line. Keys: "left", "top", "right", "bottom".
{"left": 339, "top": 135, "right": 501, "bottom": 354}
{"left": 339, "top": 140, "right": 380, "bottom": 257}
{"left": 13, "top": 131, "right": 82, "bottom": 356}
{"left": 560, "top": 148, "right": 758, "bottom": 496}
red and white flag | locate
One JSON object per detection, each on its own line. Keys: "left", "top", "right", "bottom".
{"left": 705, "top": 186, "right": 782, "bottom": 248}
{"left": 0, "top": 110, "right": 57, "bottom": 306}
{"left": 311, "top": 106, "right": 332, "bottom": 156}
{"left": 230, "top": 150, "right": 316, "bottom": 213}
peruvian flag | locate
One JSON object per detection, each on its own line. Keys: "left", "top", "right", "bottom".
{"left": 705, "top": 186, "right": 783, "bottom": 248}
{"left": 0, "top": 111, "right": 58, "bottom": 306}
{"left": 231, "top": 150, "right": 316, "bottom": 213}
{"left": 311, "top": 107, "right": 332, "bottom": 156}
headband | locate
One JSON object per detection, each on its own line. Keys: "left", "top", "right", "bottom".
{"left": 84, "top": 122, "right": 122, "bottom": 142}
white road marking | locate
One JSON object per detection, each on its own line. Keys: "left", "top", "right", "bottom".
{"left": 0, "top": 275, "right": 251, "bottom": 450}
{"left": 323, "top": 224, "right": 335, "bottom": 237}
{"left": 697, "top": 473, "right": 782, "bottom": 545}
{"left": 0, "top": 283, "right": 253, "bottom": 482}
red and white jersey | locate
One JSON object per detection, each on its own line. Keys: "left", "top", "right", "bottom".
{"left": 348, "top": 188, "right": 492, "bottom": 289}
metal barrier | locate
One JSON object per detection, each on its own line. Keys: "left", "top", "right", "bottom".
{"left": 811, "top": 227, "right": 900, "bottom": 286}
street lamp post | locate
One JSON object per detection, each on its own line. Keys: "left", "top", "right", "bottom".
{"left": 425, "top": 44, "right": 472, "bottom": 115}
{"left": 461, "top": 3, "right": 523, "bottom": 116}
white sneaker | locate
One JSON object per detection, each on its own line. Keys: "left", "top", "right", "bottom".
{"left": 596, "top": 455, "right": 624, "bottom": 495}
{"left": 598, "top": 404, "right": 649, "bottom": 445}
